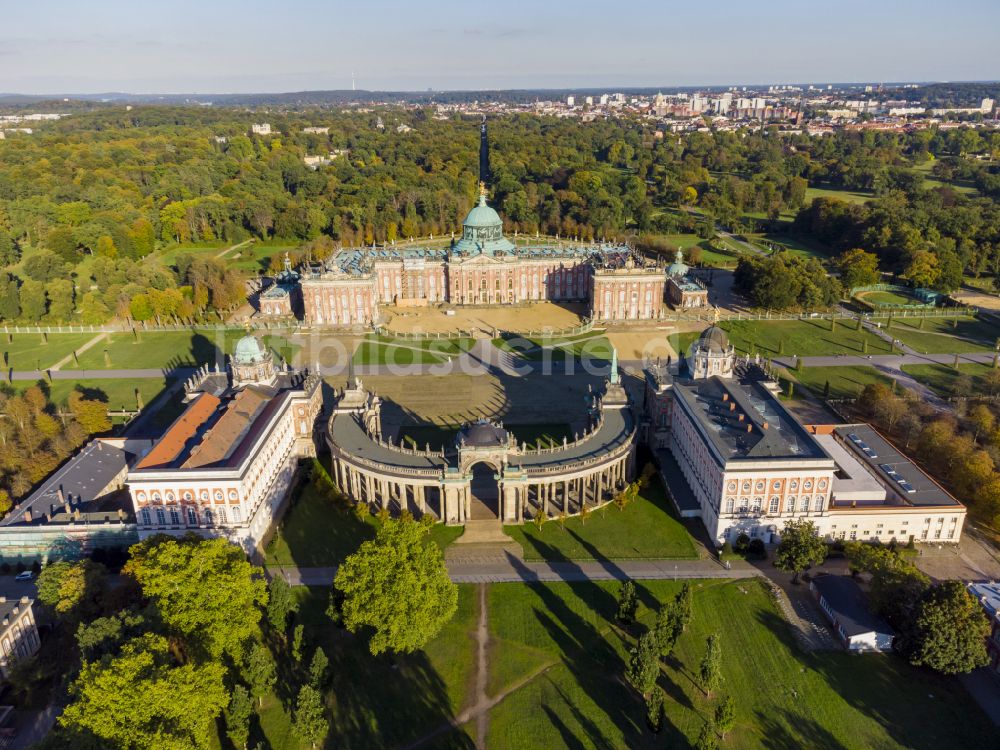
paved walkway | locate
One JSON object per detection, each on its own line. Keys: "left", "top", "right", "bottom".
{"left": 960, "top": 669, "right": 1000, "bottom": 727}
{"left": 272, "top": 557, "right": 757, "bottom": 587}
{"left": 49, "top": 332, "right": 107, "bottom": 371}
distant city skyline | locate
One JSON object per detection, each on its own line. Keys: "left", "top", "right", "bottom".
{"left": 2, "top": 0, "right": 998, "bottom": 95}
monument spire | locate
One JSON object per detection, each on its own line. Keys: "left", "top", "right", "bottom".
{"left": 479, "top": 116, "right": 490, "bottom": 187}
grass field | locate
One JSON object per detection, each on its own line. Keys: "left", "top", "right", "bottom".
{"left": 484, "top": 578, "right": 994, "bottom": 749}
{"left": 804, "top": 184, "right": 874, "bottom": 205}
{"left": 889, "top": 316, "right": 999, "bottom": 354}
{"left": 721, "top": 319, "right": 893, "bottom": 357}
{"left": 65, "top": 330, "right": 300, "bottom": 370}
{"left": 902, "top": 362, "right": 996, "bottom": 398}
{"left": 857, "top": 289, "right": 922, "bottom": 307}
{"left": 0, "top": 332, "right": 96, "bottom": 371}
{"left": 263, "top": 476, "right": 463, "bottom": 568}
{"left": 495, "top": 332, "right": 614, "bottom": 362}
{"left": 756, "top": 231, "right": 832, "bottom": 260}
{"left": 352, "top": 335, "right": 474, "bottom": 366}
{"left": 786, "top": 365, "right": 895, "bottom": 400}
{"left": 398, "top": 423, "right": 573, "bottom": 452}
{"left": 504, "top": 476, "right": 699, "bottom": 561}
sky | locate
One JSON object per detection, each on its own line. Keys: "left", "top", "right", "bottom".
{"left": 2, "top": 0, "right": 998, "bottom": 94}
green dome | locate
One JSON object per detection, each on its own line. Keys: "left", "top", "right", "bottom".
{"left": 453, "top": 193, "right": 516, "bottom": 256}
{"left": 667, "top": 248, "right": 689, "bottom": 278}
{"left": 233, "top": 333, "right": 269, "bottom": 365}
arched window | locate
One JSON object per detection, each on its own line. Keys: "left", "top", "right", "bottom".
{"left": 768, "top": 497, "right": 779, "bottom": 514}
{"left": 752, "top": 497, "right": 762, "bottom": 512}
{"left": 231, "top": 506, "right": 242, "bottom": 524}
{"left": 787, "top": 497, "right": 796, "bottom": 513}
{"left": 813, "top": 496, "right": 824, "bottom": 512}
{"left": 169, "top": 508, "right": 180, "bottom": 526}
{"left": 725, "top": 498, "right": 734, "bottom": 513}
{"left": 140, "top": 507, "right": 151, "bottom": 525}
{"left": 204, "top": 508, "right": 214, "bottom": 526}
{"left": 155, "top": 507, "right": 166, "bottom": 525}
{"left": 217, "top": 507, "right": 228, "bottom": 524}
{"left": 186, "top": 507, "right": 197, "bottom": 526}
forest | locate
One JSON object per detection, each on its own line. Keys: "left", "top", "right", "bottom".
{"left": 0, "top": 106, "right": 999, "bottom": 322}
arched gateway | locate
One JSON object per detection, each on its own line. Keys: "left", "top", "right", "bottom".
{"left": 326, "top": 370, "right": 636, "bottom": 525}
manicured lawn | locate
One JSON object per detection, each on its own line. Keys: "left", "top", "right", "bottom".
{"left": 40, "top": 377, "right": 171, "bottom": 411}
{"left": 902, "top": 362, "right": 996, "bottom": 398}
{"left": 504, "top": 477, "right": 699, "bottom": 561}
{"left": 66, "top": 329, "right": 300, "bottom": 370}
{"left": 787, "top": 365, "right": 895, "bottom": 400}
{"left": 264, "top": 476, "right": 461, "bottom": 567}
{"left": 673, "top": 331, "right": 701, "bottom": 358}
{"left": 398, "top": 423, "right": 573, "bottom": 452}
{"left": 757, "top": 231, "right": 831, "bottom": 259}
{"left": 857, "top": 289, "right": 921, "bottom": 306}
{"left": 890, "top": 316, "right": 999, "bottom": 354}
{"left": 245, "top": 584, "right": 478, "bottom": 750}
{"left": 485, "top": 578, "right": 996, "bottom": 749}
{"left": 495, "top": 333, "right": 613, "bottom": 362}
{"left": 352, "top": 335, "right": 474, "bottom": 366}
{"left": 805, "top": 184, "right": 874, "bottom": 205}
{"left": 721, "top": 319, "right": 892, "bottom": 356}
{"left": 0, "top": 332, "right": 96, "bottom": 371}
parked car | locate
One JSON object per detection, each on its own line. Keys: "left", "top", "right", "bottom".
{"left": 14, "top": 571, "right": 33, "bottom": 582}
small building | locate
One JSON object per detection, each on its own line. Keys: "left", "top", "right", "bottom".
{"left": 811, "top": 575, "right": 894, "bottom": 652}
{"left": 968, "top": 582, "right": 1000, "bottom": 676}
{"left": 665, "top": 249, "right": 709, "bottom": 309}
{"left": 258, "top": 253, "right": 302, "bottom": 318}
{"left": 0, "top": 594, "right": 40, "bottom": 678}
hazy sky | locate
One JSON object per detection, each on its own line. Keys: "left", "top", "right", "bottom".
{"left": 3, "top": 0, "right": 998, "bottom": 94}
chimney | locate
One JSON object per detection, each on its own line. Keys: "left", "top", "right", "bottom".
{"left": 56, "top": 486, "right": 64, "bottom": 503}
{"left": 762, "top": 422, "right": 769, "bottom": 430}
{"left": 729, "top": 402, "right": 736, "bottom": 412}
{"left": 722, "top": 393, "right": 728, "bottom": 402}
{"left": 738, "top": 413, "right": 745, "bottom": 423}
{"left": 23, "top": 509, "right": 31, "bottom": 523}
{"left": 19, "top": 596, "right": 27, "bottom": 605}
{"left": 746, "top": 423, "right": 752, "bottom": 433}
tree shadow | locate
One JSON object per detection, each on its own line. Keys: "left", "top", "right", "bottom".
{"left": 754, "top": 707, "right": 851, "bottom": 750}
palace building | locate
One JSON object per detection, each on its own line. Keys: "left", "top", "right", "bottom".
{"left": 643, "top": 326, "right": 967, "bottom": 546}
{"left": 262, "top": 123, "right": 704, "bottom": 327}
{"left": 126, "top": 332, "right": 322, "bottom": 551}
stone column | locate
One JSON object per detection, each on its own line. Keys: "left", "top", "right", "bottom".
{"left": 418, "top": 485, "right": 426, "bottom": 514}
{"left": 543, "top": 483, "right": 550, "bottom": 516}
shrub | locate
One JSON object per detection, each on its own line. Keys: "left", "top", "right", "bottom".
{"left": 735, "top": 533, "right": 751, "bottom": 554}
{"left": 748, "top": 538, "right": 766, "bottom": 560}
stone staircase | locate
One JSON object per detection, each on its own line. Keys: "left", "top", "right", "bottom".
{"left": 445, "top": 519, "right": 524, "bottom": 565}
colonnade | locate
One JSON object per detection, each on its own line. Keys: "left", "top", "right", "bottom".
{"left": 329, "top": 445, "right": 633, "bottom": 525}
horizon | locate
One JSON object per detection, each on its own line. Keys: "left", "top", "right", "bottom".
{"left": 3, "top": 0, "right": 998, "bottom": 95}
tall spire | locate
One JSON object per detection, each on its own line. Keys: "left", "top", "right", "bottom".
{"left": 609, "top": 346, "right": 620, "bottom": 385}
{"left": 479, "top": 116, "right": 490, "bottom": 187}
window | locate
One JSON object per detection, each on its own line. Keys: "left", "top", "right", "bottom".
{"left": 155, "top": 507, "right": 166, "bottom": 525}
{"left": 231, "top": 506, "right": 242, "bottom": 524}
{"left": 187, "top": 507, "right": 197, "bottom": 526}
{"left": 813, "top": 497, "right": 824, "bottom": 512}
{"left": 752, "top": 497, "right": 762, "bottom": 512}
{"left": 739, "top": 498, "right": 749, "bottom": 512}
{"left": 140, "top": 507, "right": 151, "bottom": 525}
{"left": 169, "top": 509, "right": 180, "bottom": 526}
{"left": 217, "top": 507, "right": 228, "bottom": 524}
{"left": 787, "top": 498, "right": 796, "bottom": 513}
{"left": 849, "top": 530, "right": 857, "bottom": 540}
{"left": 725, "top": 498, "right": 734, "bottom": 513}
{"left": 204, "top": 508, "right": 214, "bottom": 526}
{"left": 768, "top": 497, "right": 779, "bottom": 514}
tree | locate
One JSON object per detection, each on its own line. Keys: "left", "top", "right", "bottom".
{"left": 292, "top": 684, "right": 328, "bottom": 749}
{"left": 0, "top": 274, "right": 20, "bottom": 320}
{"left": 774, "top": 520, "right": 827, "bottom": 583}
{"left": 308, "top": 646, "right": 329, "bottom": 689}
{"left": 225, "top": 685, "right": 253, "bottom": 750}
{"left": 626, "top": 632, "right": 661, "bottom": 697}
{"left": 36, "top": 559, "right": 106, "bottom": 623}
{"left": 20, "top": 279, "right": 47, "bottom": 321}
{"left": 291, "top": 623, "right": 304, "bottom": 663}
{"left": 904, "top": 250, "right": 940, "bottom": 288}
{"left": 906, "top": 580, "right": 990, "bottom": 674}
{"left": 125, "top": 535, "right": 267, "bottom": 659}
{"left": 243, "top": 643, "right": 277, "bottom": 708}
{"left": 646, "top": 686, "right": 665, "bottom": 733}
{"left": 715, "top": 695, "right": 736, "bottom": 739}
{"left": 266, "top": 575, "right": 297, "bottom": 636}
{"left": 676, "top": 582, "right": 693, "bottom": 631}
{"left": 616, "top": 579, "right": 638, "bottom": 623}
{"left": 75, "top": 611, "right": 146, "bottom": 662}
{"left": 654, "top": 602, "right": 681, "bottom": 657}
{"left": 836, "top": 248, "right": 880, "bottom": 290}
{"left": 696, "top": 721, "right": 719, "bottom": 750}
{"left": 699, "top": 634, "right": 722, "bottom": 697}
{"left": 59, "top": 633, "right": 227, "bottom": 750}
{"left": 67, "top": 391, "right": 111, "bottom": 434}
{"left": 334, "top": 517, "right": 457, "bottom": 655}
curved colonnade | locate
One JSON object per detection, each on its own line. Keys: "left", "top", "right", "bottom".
{"left": 326, "top": 378, "right": 636, "bottom": 524}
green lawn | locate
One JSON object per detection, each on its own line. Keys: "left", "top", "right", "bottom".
{"left": 42, "top": 377, "right": 171, "bottom": 411}
{"left": 890, "top": 316, "right": 999, "bottom": 354}
{"left": 398, "top": 423, "right": 572, "bottom": 452}
{"left": 857, "top": 289, "right": 922, "bottom": 307}
{"left": 494, "top": 333, "right": 613, "bottom": 362}
{"left": 786, "top": 365, "right": 895, "bottom": 400}
{"left": 0, "top": 332, "right": 97, "bottom": 371}
{"left": 721, "top": 319, "right": 893, "bottom": 357}
{"left": 244, "top": 584, "right": 478, "bottom": 750}
{"left": 805, "top": 184, "right": 874, "bottom": 205}
{"left": 485, "top": 578, "right": 996, "bottom": 750}
{"left": 902, "top": 362, "right": 996, "bottom": 398}
{"left": 66, "top": 330, "right": 300, "bottom": 370}
{"left": 504, "top": 476, "right": 698, "bottom": 561}
{"left": 673, "top": 331, "right": 701, "bottom": 359}
{"left": 264, "top": 476, "right": 461, "bottom": 567}
{"left": 756, "top": 231, "right": 831, "bottom": 260}
{"left": 352, "top": 335, "right": 474, "bottom": 366}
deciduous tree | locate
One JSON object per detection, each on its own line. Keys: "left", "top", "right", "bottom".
{"left": 774, "top": 520, "right": 827, "bottom": 583}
